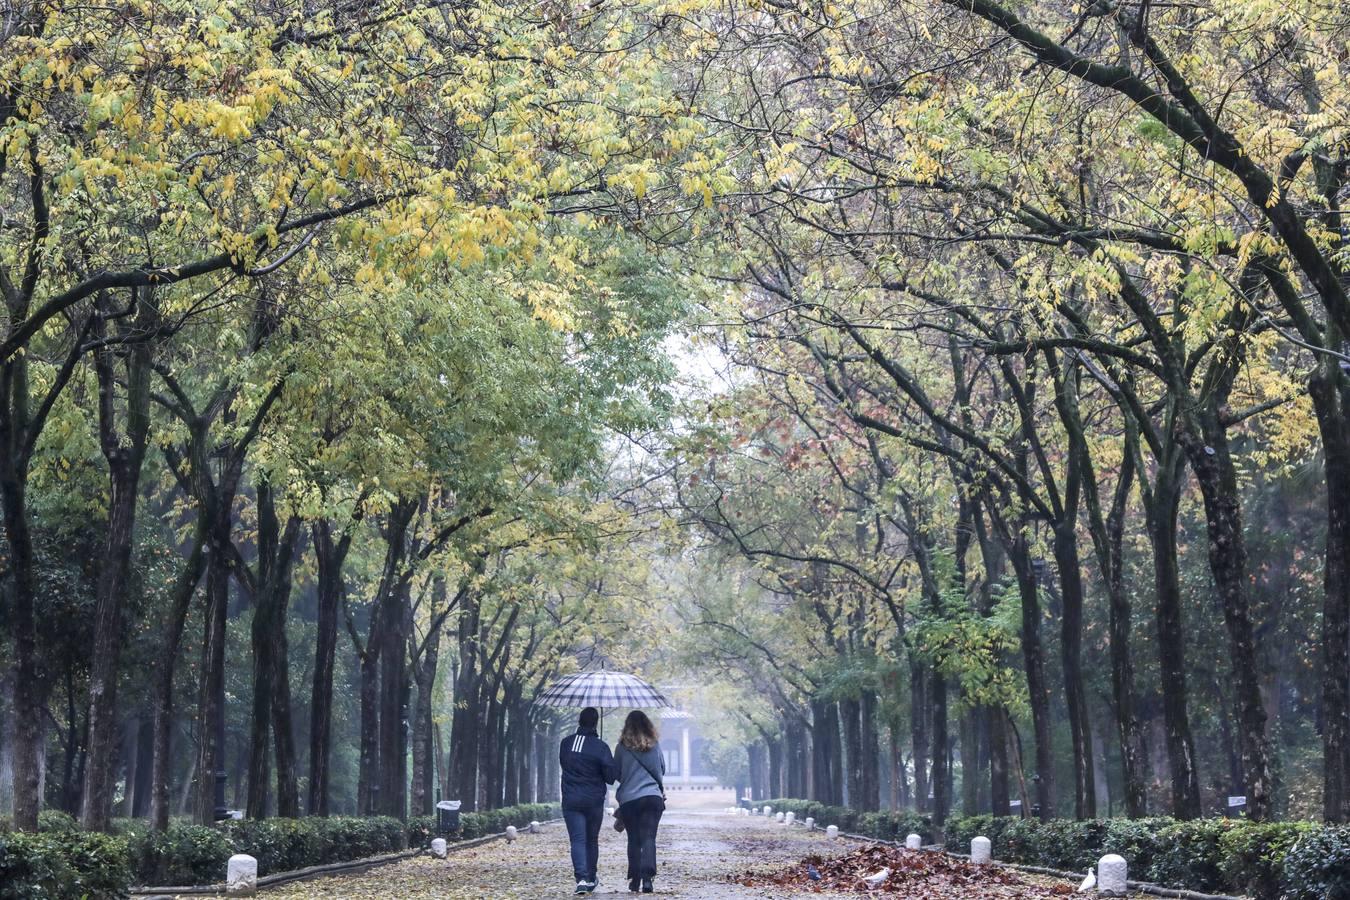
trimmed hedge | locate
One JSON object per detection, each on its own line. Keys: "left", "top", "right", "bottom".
{"left": 0, "top": 830, "right": 130, "bottom": 900}
{"left": 762, "top": 799, "right": 933, "bottom": 844}
{"left": 406, "top": 802, "right": 562, "bottom": 846}
{"left": 944, "top": 814, "right": 1347, "bottom": 900}
{"left": 0, "top": 800, "right": 562, "bottom": 896}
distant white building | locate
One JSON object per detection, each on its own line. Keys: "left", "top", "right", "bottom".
{"left": 656, "top": 709, "right": 718, "bottom": 788}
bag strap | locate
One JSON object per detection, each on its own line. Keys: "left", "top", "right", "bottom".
{"left": 626, "top": 744, "right": 664, "bottom": 794}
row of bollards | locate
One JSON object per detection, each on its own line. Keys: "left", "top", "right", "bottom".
{"left": 223, "top": 819, "right": 546, "bottom": 896}
{"left": 724, "top": 807, "right": 1128, "bottom": 896}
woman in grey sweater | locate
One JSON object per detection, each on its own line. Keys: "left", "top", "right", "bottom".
{"left": 614, "top": 711, "right": 665, "bottom": 893}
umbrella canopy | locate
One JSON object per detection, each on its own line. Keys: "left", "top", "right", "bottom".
{"left": 534, "top": 670, "right": 674, "bottom": 710}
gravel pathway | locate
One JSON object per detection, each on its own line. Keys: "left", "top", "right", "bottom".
{"left": 255, "top": 794, "right": 1113, "bottom": 899}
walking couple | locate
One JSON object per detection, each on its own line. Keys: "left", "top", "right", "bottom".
{"left": 559, "top": 707, "right": 666, "bottom": 895}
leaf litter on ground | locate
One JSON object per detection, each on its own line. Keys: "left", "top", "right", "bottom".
{"left": 730, "top": 843, "right": 1076, "bottom": 897}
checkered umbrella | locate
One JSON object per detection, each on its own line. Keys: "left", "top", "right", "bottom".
{"left": 534, "top": 670, "right": 673, "bottom": 711}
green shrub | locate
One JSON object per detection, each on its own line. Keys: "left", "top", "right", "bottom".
{"left": 1217, "top": 821, "right": 1312, "bottom": 899}
{"left": 35, "top": 811, "right": 79, "bottom": 835}
{"left": 942, "top": 814, "right": 1331, "bottom": 898}
{"left": 0, "top": 830, "right": 129, "bottom": 899}
{"left": 126, "top": 824, "right": 232, "bottom": 886}
{"left": 1281, "top": 825, "right": 1350, "bottom": 900}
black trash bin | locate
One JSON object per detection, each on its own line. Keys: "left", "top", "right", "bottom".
{"left": 436, "top": 800, "right": 462, "bottom": 834}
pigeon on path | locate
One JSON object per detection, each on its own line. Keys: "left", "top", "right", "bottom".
{"left": 1077, "top": 867, "right": 1096, "bottom": 892}
{"left": 806, "top": 864, "right": 822, "bottom": 882}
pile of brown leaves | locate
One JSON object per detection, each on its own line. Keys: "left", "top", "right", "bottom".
{"left": 729, "top": 843, "right": 1076, "bottom": 897}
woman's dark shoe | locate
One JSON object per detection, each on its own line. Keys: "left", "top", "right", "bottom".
{"left": 641, "top": 877, "right": 654, "bottom": 893}
{"left": 628, "top": 878, "right": 640, "bottom": 893}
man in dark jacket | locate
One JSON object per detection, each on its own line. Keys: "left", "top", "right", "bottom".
{"left": 559, "top": 707, "right": 617, "bottom": 894}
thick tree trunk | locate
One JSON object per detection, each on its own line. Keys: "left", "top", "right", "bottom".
{"left": 909, "top": 659, "right": 929, "bottom": 812}
{"left": 195, "top": 519, "right": 232, "bottom": 825}
{"left": 0, "top": 468, "right": 42, "bottom": 831}
{"left": 356, "top": 638, "right": 381, "bottom": 815}
{"left": 809, "top": 698, "right": 837, "bottom": 804}
{"left": 960, "top": 709, "right": 978, "bottom": 817}
{"left": 1183, "top": 411, "right": 1274, "bottom": 820}
{"left": 410, "top": 616, "right": 442, "bottom": 817}
{"left": 307, "top": 520, "right": 352, "bottom": 817}
{"left": 447, "top": 593, "right": 482, "bottom": 810}
{"left": 150, "top": 528, "right": 207, "bottom": 830}
{"left": 765, "top": 736, "right": 782, "bottom": 800}
{"left": 1052, "top": 523, "right": 1096, "bottom": 819}
{"left": 860, "top": 691, "right": 880, "bottom": 812}
{"left": 840, "top": 695, "right": 862, "bottom": 808}
{"left": 81, "top": 294, "right": 153, "bottom": 832}
{"left": 930, "top": 670, "right": 949, "bottom": 827}
{"left": 376, "top": 577, "right": 412, "bottom": 819}
{"left": 1311, "top": 366, "right": 1350, "bottom": 823}
{"left": 1145, "top": 447, "right": 1203, "bottom": 819}
{"left": 1101, "top": 447, "right": 1149, "bottom": 818}
{"left": 1009, "top": 534, "right": 1054, "bottom": 820}
{"left": 271, "top": 596, "right": 300, "bottom": 819}
{"left": 987, "top": 706, "right": 1010, "bottom": 815}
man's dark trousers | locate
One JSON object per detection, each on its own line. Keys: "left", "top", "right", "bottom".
{"left": 563, "top": 805, "right": 604, "bottom": 883}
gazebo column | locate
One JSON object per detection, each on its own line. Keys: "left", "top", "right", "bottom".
{"left": 682, "top": 727, "right": 691, "bottom": 784}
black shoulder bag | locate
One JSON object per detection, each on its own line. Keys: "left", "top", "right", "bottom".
{"left": 613, "top": 746, "right": 666, "bottom": 833}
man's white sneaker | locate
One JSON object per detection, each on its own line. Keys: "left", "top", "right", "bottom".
{"left": 575, "top": 881, "right": 589, "bottom": 895}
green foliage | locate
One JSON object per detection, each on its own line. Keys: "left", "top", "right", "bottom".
{"left": 1219, "top": 822, "right": 1315, "bottom": 899}
{"left": 944, "top": 815, "right": 1336, "bottom": 898}
{"left": 125, "top": 824, "right": 233, "bottom": 886}
{"left": 125, "top": 816, "right": 410, "bottom": 885}
{"left": 34, "top": 811, "right": 78, "bottom": 835}
{"left": 0, "top": 830, "right": 130, "bottom": 900}
{"left": 1280, "top": 826, "right": 1350, "bottom": 900}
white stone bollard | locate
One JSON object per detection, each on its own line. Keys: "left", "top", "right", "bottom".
{"left": 226, "top": 854, "right": 257, "bottom": 897}
{"left": 764, "top": 805, "right": 773, "bottom": 817}
{"left": 804, "top": 817, "right": 815, "bottom": 830}
{"left": 785, "top": 812, "right": 795, "bottom": 825}
{"left": 776, "top": 812, "right": 785, "bottom": 822}
{"left": 826, "top": 825, "right": 839, "bottom": 839}
{"left": 971, "top": 836, "right": 991, "bottom": 865}
{"left": 504, "top": 825, "right": 518, "bottom": 843}
{"left": 1097, "top": 854, "right": 1128, "bottom": 896}
{"left": 529, "top": 821, "right": 541, "bottom": 834}
{"left": 430, "top": 838, "right": 448, "bottom": 858}
{"left": 905, "top": 833, "right": 922, "bottom": 850}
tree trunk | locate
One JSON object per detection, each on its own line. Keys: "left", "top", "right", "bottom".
{"left": 809, "top": 698, "right": 837, "bottom": 804}
{"left": 410, "top": 610, "right": 442, "bottom": 817}
{"left": 150, "top": 524, "right": 207, "bottom": 830}
{"left": 930, "top": 670, "right": 949, "bottom": 827}
{"left": 1182, "top": 410, "right": 1274, "bottom": 820}
{"left": 448, "top": 592, "right": 482, "bottom": 810}
{"left": 1311, "top": 365, "right": 1350, "bottom": 823}
{"left": 1144, "top": 445, "right": 1203, "bottom": 819}
{"left": 840, "top": 695, "right": 862, "bottom": 808}
{"left": 308, "top": 520, "right": 352, "bottom": 817}
{"left": 1052, "top": 521, "right": 1096, "bottom": 819}
{"left": 81, "top": 290, "right": 154, "bottom": 831}
{"left": 195, "top": 515, "right": 232, "bottom": 825}
{"left": 1009, "top": 533, "right": 1054, "bottom": 820}
{"left": 860, "top": 691, "right": 880, "bottom": 812}
{"left": 909, "top": 659, "right": 929, "bottom": 813}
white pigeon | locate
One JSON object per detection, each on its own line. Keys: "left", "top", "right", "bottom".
{"left": 1077, "top": 867, "right": 1096, "bottom": 893}
{"left": 862, "top": 867, "right": 891, "bottom": 889}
